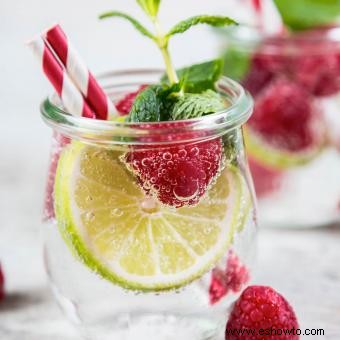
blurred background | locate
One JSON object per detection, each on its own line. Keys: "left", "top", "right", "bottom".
{"left": 1, "top": 0, "right": 340, "bottom": 339}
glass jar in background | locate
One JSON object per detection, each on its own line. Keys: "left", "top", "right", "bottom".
{"left": 40, "top": 70, "right": 256, "bottom": 340}
{"left": 220, "top": 26, "right": 340, "bottom": 228}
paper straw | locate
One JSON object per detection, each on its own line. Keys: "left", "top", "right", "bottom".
{"left": 44, "top": 24, "right": 117, "bottom": 120}
{"left": 28, "top": 36, "right": 95, "bottom": 118}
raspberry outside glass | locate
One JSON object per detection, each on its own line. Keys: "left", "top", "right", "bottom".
{"left": 222, "top": 26, "right": 340, "bottom": 228}
{"left": 40, "top": 70, "right": 256, "bottom": 340}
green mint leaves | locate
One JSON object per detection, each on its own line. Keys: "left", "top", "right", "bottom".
{"left": 167, "top": 15, "right": 237, "bottom": 37}
{"left": 274, "top": 0, "right": 340, "bottom": 31}
{"left": 100, "top": 1, "right": 234, "bottom": 123}
{"left": 137, "top": 0, "right": 161, "bottom": 18}
{"left": 99, "top": 2, "right": 236, "bottom": 85}
{"left": 128, "top": 60, "right": 226, "bottom": 122}
{"left": 99, "top": 11, "right": 155, "bottom": 40}
{"left": 127, "top": 84, "right": 179, "bottom": 122}
{"left": 162, "top": 59, "right": 223, "bottom": 93}
{"left": 127, "top": 85, "right": 167, "bottom": 122}
{"left": 171, "top": 90, "right": 225, "bottom": 120}
{"left": 127, "top": 86, "right": 226, "bottom": 123}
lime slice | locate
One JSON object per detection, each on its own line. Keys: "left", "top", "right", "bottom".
{"left": 54, "top": 142, "right": 248, "bottom": 291}
{"left": 244, "top": 127, "right": 325, "bottom": 170}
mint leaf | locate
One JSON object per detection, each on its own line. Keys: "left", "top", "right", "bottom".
{"left": 128, "top": 84, "right": 180, "bottom": 122}
{"left": 167, "top": 15, "right": 237, "bottom": 37}
{"left": 137, "top": 0, "right": 161, "bottom": 18}
{"left": 99, "top": 11, "right": 155, "bottom": 40}
{"left": 222, "top": 47, "right": 251, "bottom": 81}
{"left": 274, "top": 0, "right": 340, "bottom": 30}
{"left": 171, "top": 90, "right": 225, "bottom": 120}
{"left": 161, "top": 60, "right": 223, "bottom": 93}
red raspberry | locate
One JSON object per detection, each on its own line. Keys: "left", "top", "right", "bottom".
{"left": 249, "top": 78, "right": 320, "bottom": 152}
{"left": 0, "top": 263, "right": 5, "bottom": 301}
{"left": 248, "top": 157, "right": 282, "bottom": 198}
{"left": 124, "top": 137, "right": 223, "bottom": 208}
{"left": 209, "top": 251, "right": 250, "bottom": 305}
{"left": 226, "top": 286, "right": 299, "bottom": 340}
{"left": 294, "top": 53, "right": 340, "bottom": 97}
{"left": 116, "top": 85, "right": 148, "bottom": 116}
{"left": 44, "top": 133, "right": 70, "bottom": 220}
{"left": 242, "top": 54, "right": 276, "bottom": 97}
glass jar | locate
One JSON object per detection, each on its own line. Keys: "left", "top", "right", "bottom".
{"left": 221, "top": 26, "right": 340, "bottom": 228}
{"left": 40, "top": 70, "right": 256, "bottom": 340}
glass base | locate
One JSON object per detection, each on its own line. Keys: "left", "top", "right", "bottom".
{"left": 76, "top": 314, "right": 225, "bottom": 340}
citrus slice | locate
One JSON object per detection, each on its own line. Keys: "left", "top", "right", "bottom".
{"left": 54, "top": 142, "right": 248, "bottom": 291}
{"left": 244, "top": 127, "right": 325, "bottom": 170}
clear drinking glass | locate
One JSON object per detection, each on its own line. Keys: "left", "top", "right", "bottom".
{"left": 221, "top": 26, "right": 340, "bottom": 228}
{"left": 40, "top": 70, "right": 256, "bottom": 340}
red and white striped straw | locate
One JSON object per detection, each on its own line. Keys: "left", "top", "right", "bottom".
{"left": 251, "top": 0, "right": 262, "bottom": 12}
{"left": 44, "top": 24, "right": 116, "bottom": 120}
{"left": 249, "top": 0, "right": 284, "bottom": 35}
{"left": 28, "top": 36, "right": 95, "bottom": 119}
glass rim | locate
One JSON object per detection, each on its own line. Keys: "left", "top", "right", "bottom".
{"left": 221, "top": 25, "right": 340, "bottom": 55}
{"left": 40, "top": 69, "right": 253, "bottom": 146}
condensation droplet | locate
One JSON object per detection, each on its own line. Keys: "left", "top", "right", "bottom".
{"left": 152, "top": 184, "right": 160, "bottom": 191}
{"left": 178, "top": 149, "right": 187, "bottom": 158}
{"left": 162, "top": 152, "right": 172, "bottom": 160}
{"left": 141, "top": 158, "right": 151, "bottom": 167}
{"left": 173, "top": 182, "right": 199, "bottom": 202}
{"left": 111, "top": 208, "right": 123, "bottom": 217}
{"left": 190, "top": 147, "right": 199, "bottom": 157}
{"left": 85, "top": 211, "right": 95, "bottom": 222}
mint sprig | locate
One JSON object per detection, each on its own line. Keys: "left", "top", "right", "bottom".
{"left": 100, "top": 1, "right": 236, "bottom": 85}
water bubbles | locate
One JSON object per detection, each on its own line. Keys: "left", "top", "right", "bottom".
{"left": 178, "top": 149, "right": 187, "bottom": 158}
{"left": 204, "top": 161, "right": 212, "bottom": 170}
{"left": 189, "top": 147, "right": 199, "bottom": 157}
{"left": 150, "top": 177, "right": 157, "bottom": 184}
{"left": 132, "top": 160, "right": 140, "bottom": 169}
{"left": 140, "top": 197, "right": 159, "bottom": 214}
{"left": 85, "top": 211, "right": 95, "bottom": 222}
{"left": 152, "top": 184, "right": 160, "bottom": 191}
{"left": 199, "top": 170, "right": 207, "bottom": 180}
{"left": 203, "top": 227, "right": 212, "bottom": 235}
{"left": 162, "top": 152, "right": 172, "bottom": 160}
{"left": 167, "top": 161, "right": 174, "bottom": 167}
{"left": 141, "top": 158, "right": 151, "bottom": 167}
{"left": 143, "top": 181, "right": 151, "bottom": 190}
{"left": 173, "top": 182, "right": 199, "bottom": 202}
{"left": 111, "top": 208, "right": 123, "bottom": 217}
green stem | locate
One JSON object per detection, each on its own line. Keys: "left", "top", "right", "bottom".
{"left": 153, "top": 19, "right": 179, "bottom": 84}
{"left": 160, "top": 45, "right": 178, "bottom": 84}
